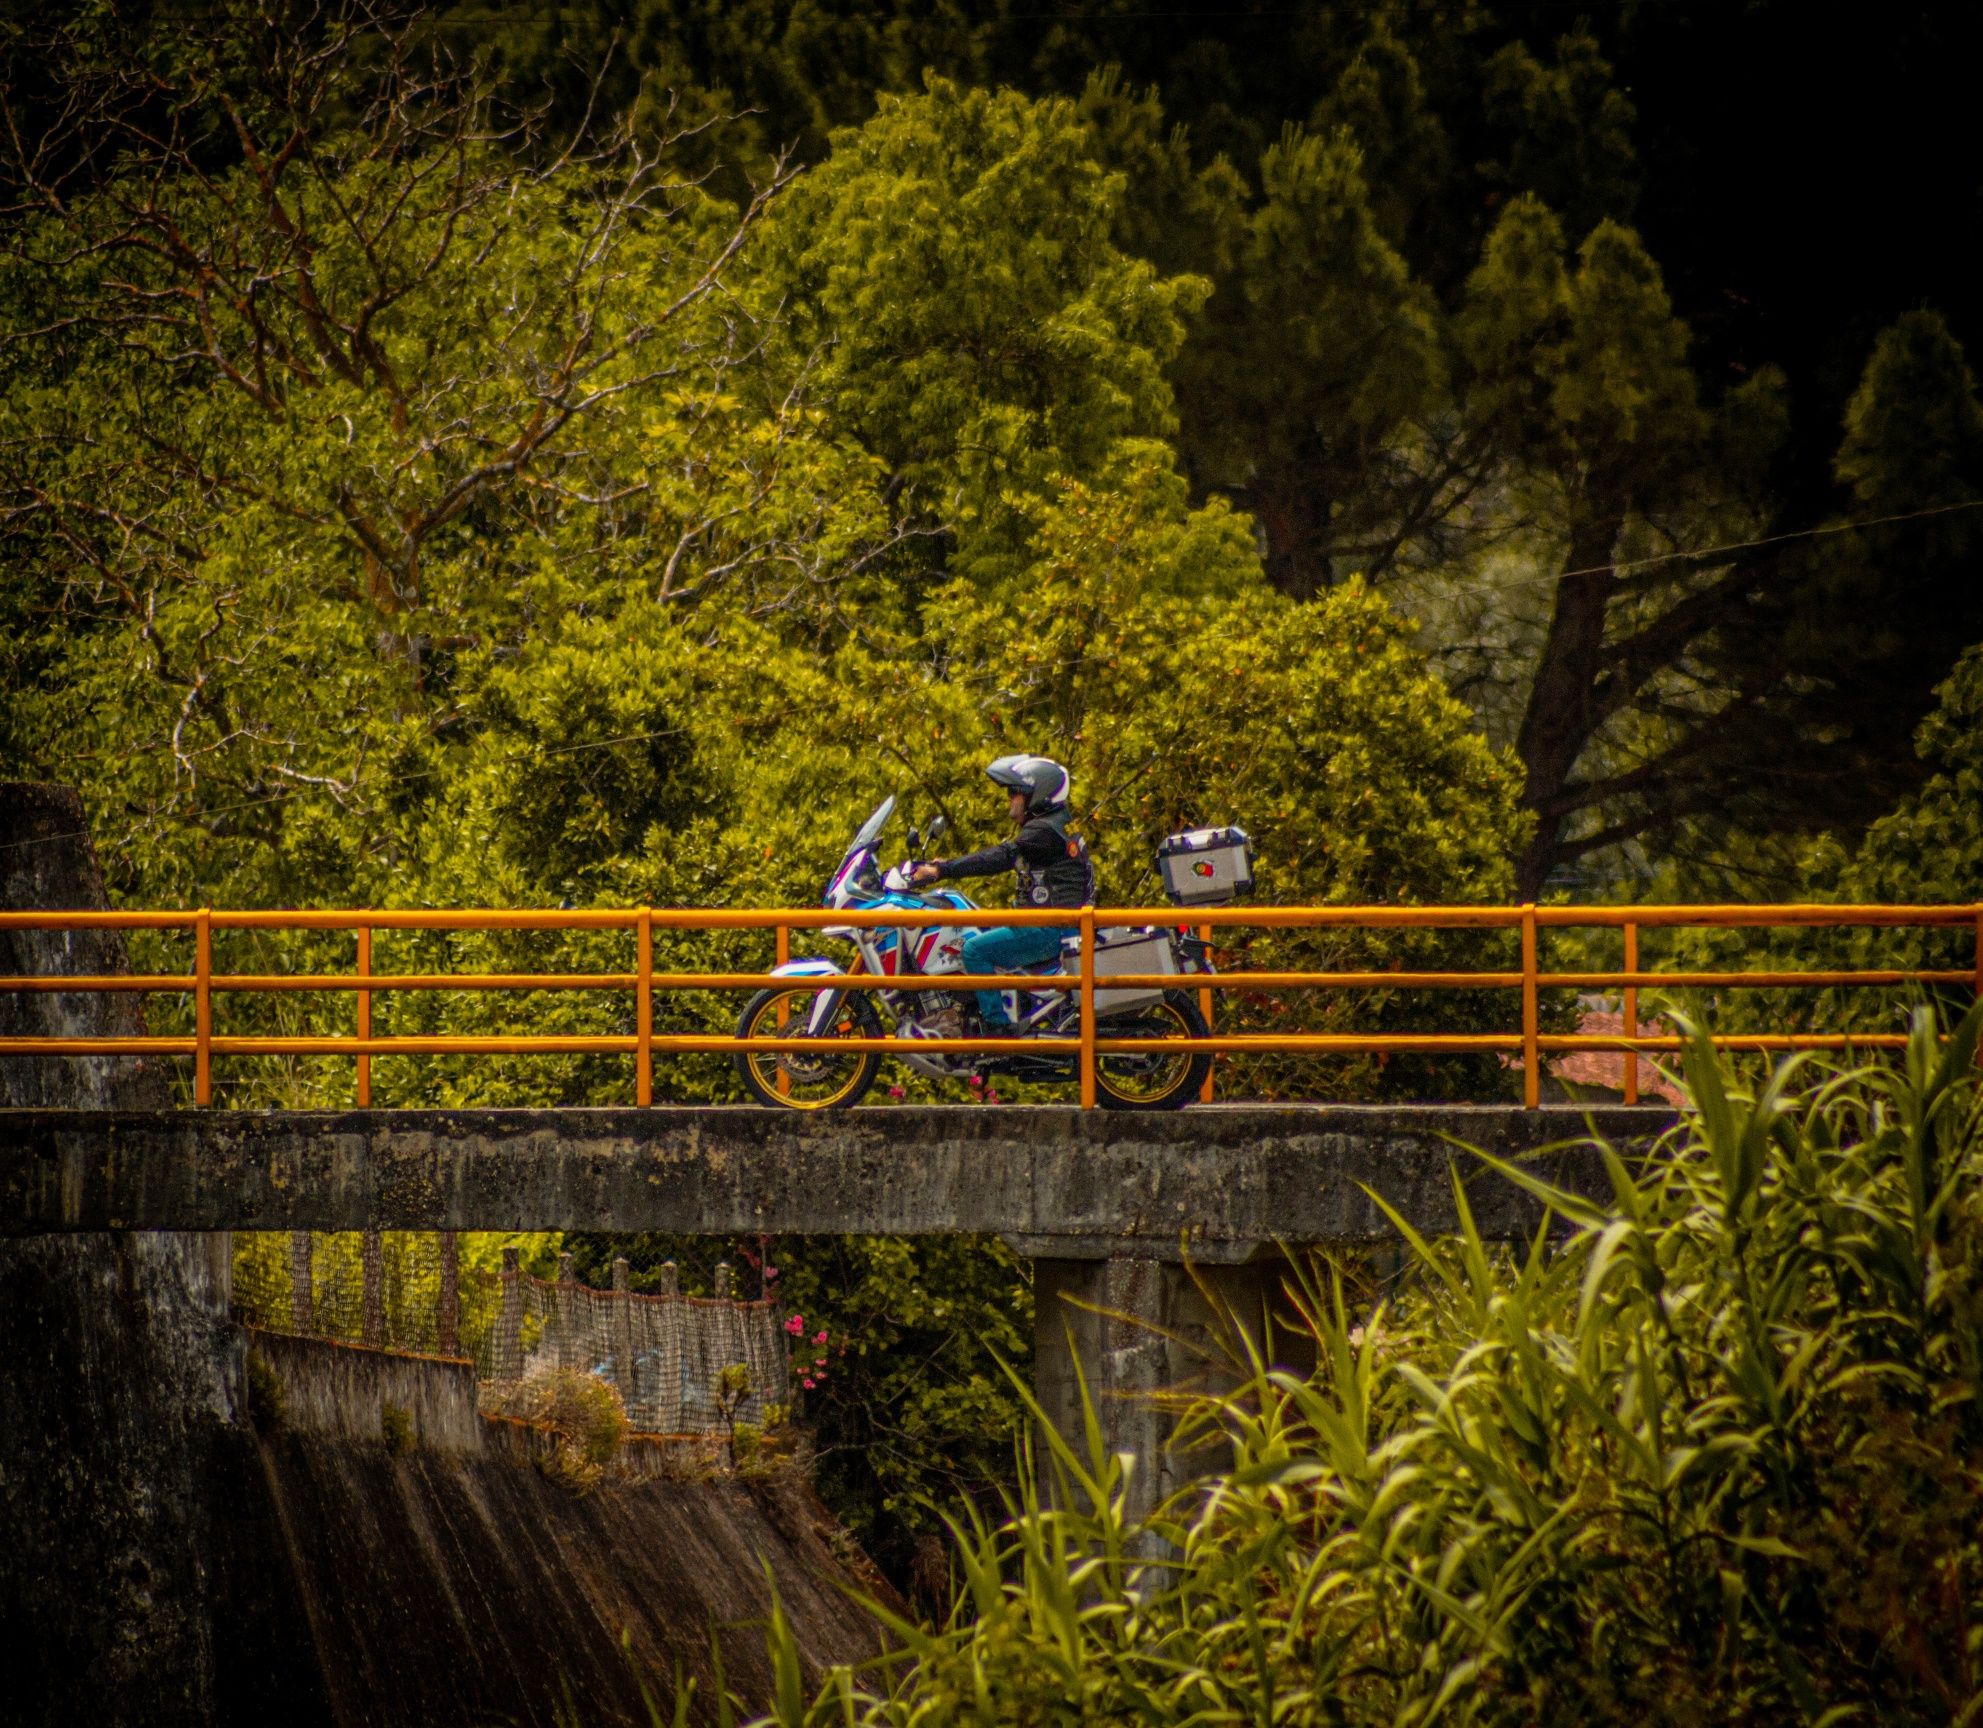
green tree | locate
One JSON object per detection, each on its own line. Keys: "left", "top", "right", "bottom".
{"left": 1457, "top": 201, "right": 1706, "bottom": 895}
{"left": 763, "top": 77, "right": 1208, "bottom": 586}
{"left": 1171, "top": 123, "right": 1445, "bottom": 600}
{"left": 1671, "top": 643, "right": 1983, "bottom": 1041}
{"left": 1481, "top": 26, "right": 1639, "bottom": 237}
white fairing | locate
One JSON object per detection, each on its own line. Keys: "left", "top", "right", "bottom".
{"left": 825, "top": 796, "right": 898, "bottom": 909}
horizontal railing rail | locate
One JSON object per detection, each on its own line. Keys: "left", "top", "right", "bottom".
{"left": 1, "top": 902, "right": 1977, "bottom": 1109}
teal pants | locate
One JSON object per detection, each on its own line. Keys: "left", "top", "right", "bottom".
{"left": 961, "top": 925, "right": 1074, "bottom": 1025}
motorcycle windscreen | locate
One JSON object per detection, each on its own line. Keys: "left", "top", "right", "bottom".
{"left": 844, "top": 795, "right": 896, "bottom": 857}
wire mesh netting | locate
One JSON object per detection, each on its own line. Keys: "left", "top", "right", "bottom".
{"left": 232, "top": 1232, "right": 787, "bottom": 1434}
{"left": 481, "top": 1270, "right": 787, "bottom": 1433}
{"left": 233, "top": 1230, "right": 458, "bottom": 1353}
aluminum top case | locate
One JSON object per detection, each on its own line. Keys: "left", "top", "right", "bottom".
{"left": 1158, "top": 825, "right": 1255, "bottom": 907}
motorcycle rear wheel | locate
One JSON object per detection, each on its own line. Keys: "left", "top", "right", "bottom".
{"left": 734, "top": 986, "right": 883, "bottom": 1110}
{"left": 1094, "top": 991, "right": 1211, "bottom": 1111}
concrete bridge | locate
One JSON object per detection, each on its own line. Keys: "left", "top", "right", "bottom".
{"left": 0, "top": 784, "right": 1682, "bottom": 1525}
{"left": 0, "top": 1100, "right": 1660, "bottom": 1249}
{"left": 0, "top": 1095, "right": 1666, "bottom": 1524}
{"left": 0, "top": 783, "right": 1685, "bottom": 1721}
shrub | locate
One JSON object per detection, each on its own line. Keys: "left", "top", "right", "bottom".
{"left": 379, "top": 1403, "right": 414, "bottom": 1456}
{"left": 492, "top": 1367, "right": 628, "bottom": 1491}
{"left": 756, "top": 1004, "right": 1983, "bottom": 1724}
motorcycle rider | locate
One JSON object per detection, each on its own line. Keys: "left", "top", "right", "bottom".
{"left": 910, "top": 755, "right": 1094, "bottom": 1033}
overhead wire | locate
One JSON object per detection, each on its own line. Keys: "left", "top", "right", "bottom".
{"left": 1520, "top": 497, "right": 1983, "bottom": 588}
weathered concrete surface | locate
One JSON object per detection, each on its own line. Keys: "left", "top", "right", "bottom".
{"left": 0, "top": 1102, "right": 1673, "bottom": 1249}
{"left": 232, "top": 1428, "right": 892, "bottom": 1728}
{"left": 1, "top": 783, "right": 248, "bottom": 1727}
{"left": 247, "top": 1328, "right": 486, "bottom": 1454}
{"left": 223, "top": 1335, "right": 895, "bottom": 1727}
{"left": 1033, "top": 1256, "right": 1318, "bottom": 1528}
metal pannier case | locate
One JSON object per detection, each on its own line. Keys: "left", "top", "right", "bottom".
{"left": 1158, "top": 826, "right": 1255, "bottom": 907}
{"left": 1089, "top": 926, "right": 1179, "bottom": 1016}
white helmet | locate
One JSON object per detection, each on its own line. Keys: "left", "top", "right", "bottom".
{"left": 986, "top": 754, "right": 1070, "bottom": 814}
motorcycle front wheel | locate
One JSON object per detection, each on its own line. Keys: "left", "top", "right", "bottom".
{"left": 1094, "top": 990, "right": 1212, "bottom": 1111}
{"left": 734, "top": 986, "right": 883, "bottom": 1110}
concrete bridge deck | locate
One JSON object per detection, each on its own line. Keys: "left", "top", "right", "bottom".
{"left": 0, "top": 1102, "right": 1673, "bottom": 1253}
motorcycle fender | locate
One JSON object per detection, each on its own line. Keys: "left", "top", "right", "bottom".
{"left": 766, "top": 960, "right": 848, "bottom": 1037}
{"left": 802, "top": 990, "right": 848, "bottom": 1037}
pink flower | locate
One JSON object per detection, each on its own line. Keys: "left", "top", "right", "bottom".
{"left": 764, "top": 1266, "right": 779, "bottom": 1283}
{"left": 784, "top": 1314, "right": 805, "bottom": 1336}
{"left": 801, "top": 1377, "right": 816, "bottom": 1390}
{"left": 813, "top": 1330, "right": 827, "bottom": 1345}
{"left": 887, "top": 1084, "right": 906, "bottom": 1100}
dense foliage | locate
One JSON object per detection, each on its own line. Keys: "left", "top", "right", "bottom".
{"left": 0, "top": 15, "right": 1534, "bottom": 1107}
{"left": 409, "top": 0, "right": 1983, "bottom": 891}
{"left": 8, "top": 3, "right": 1983, "bottom": 906}
{"left": 758, "top": 1009, "right": 1983, "bottom": 1723}
{"left": 4, "top": 0, "right": 1979, "bottom": 1608}
{"left": 1665, "top": 643, "right": 1983, "bottom": 1043}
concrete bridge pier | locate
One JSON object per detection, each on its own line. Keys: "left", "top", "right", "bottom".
{"left": 1030, "top": 1251, "right": 1314, "bottom": 1527}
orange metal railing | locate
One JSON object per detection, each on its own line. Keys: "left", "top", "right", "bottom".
{"left": 0, "top": 902, "right": 1978, "bottom": 1109}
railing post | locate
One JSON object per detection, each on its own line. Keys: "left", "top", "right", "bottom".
{"left": 1623, "top": 920, "right": 1640, "bottom": 1105}
{"left": 636, "top": 908, "right": 653, "bottom": 1107}
{"left": 288, "top": 1230, "right": 313, "bottom": 1334}
{"left": 1079, "top": 906, "right": 1098, "bottom": 1110}
{"left": 356, "top": 924, "right": 372, "bottom": 1108}
{"left": 494, "top": 1247, "right": 524, "bottom": 1381}
{"left": 555, "top": 1251, "right": 578, "bottom": 1371}
{"left": 1520, "top": 903, "right": 1539, "bottom": 1110}
{"left": 1197, "top": 922, "right": 1216, "bottom": 1104}
{"left": 656, "top": 1260, "right": 682, "bottom": 1430}
{"left": 361, "top": 1228, "right": 384, "bottom": 1346}
{"left": 194, "top": 908, "right": 212, "bottom": 1106}
{"left": 612, "top": 1256, "right": 636, "bottom": 1423}
{"left": 774, "top": 923, "right": 791, "bottom": 1098}
{"left": 437, "top": 1230, "right": 459, "bottom": 1357}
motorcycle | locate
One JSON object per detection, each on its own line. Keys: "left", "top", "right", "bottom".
{"left": 732, "top": 795, "right": 1213, "bottom": 1111}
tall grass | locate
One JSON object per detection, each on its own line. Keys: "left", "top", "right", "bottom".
{"left": 754, "top": 1004, "right": 1983, "bottom": 1725}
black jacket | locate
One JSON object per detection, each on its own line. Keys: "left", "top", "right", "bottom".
{"left": 935, "top": 811, "right": 1095, "bottom": 909}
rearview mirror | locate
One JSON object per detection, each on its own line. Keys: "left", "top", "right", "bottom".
{"left": 926, "top": 814, "right": 948, "bottom": 841}
{"left": 906, "top": 824, "right": 923, "bottom": 853}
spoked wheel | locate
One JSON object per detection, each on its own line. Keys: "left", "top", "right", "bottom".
{"left": 1094, "top": 990, "right": 1212, "bottom": 1111}
{"left": 734, "top": 987, "right": 883, "bottom": 1110}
